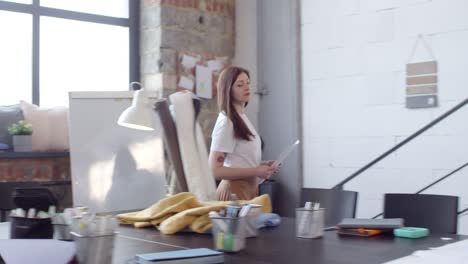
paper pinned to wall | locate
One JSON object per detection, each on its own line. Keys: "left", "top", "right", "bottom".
{"left": 181, "top": 54, "right": 199, "bottom": 69}
{"left": 207, "top": 59, "right": 225, "bottom": 72}
{"left": 176, "top": 51, "right": 230, "bottom": 97}
{"left": 196, "top": 65, "right": 212, "bottom": 99}
{"left": 178, "top": 76, "right": 194, "bottom": 90}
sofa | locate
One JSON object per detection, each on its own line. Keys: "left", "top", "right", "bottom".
{"left": 0, "top": 101, "right": 70, "bottom": 152}
{"left": 0, "top": 102, "right": 73, "bottom": 214}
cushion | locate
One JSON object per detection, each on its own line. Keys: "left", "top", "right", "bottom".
{"left": 20, "top": 101, "right": 69, "bottom": 151}
{"left": 0, "top": 104, "right": 24, "bottom": 148}
{"left": 48, "top": 106, "right": 69, "bottom": 151}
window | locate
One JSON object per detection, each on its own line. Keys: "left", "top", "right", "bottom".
{"left": 0, "top": 10, "right": 32, "bottom": 105}
{"left": 40, "top": 17, "right": 129, "bottom": 107}
{"left": 40, "top": 0, "right": 128, "bottom": 18}
{"left": 0, "top": 0, "right": 139, "bottom": 107}
{"left": 2, "top": 0, "right": 32, "bottom": 4}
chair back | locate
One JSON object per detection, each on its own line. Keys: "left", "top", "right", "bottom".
{"left": 154, "top": 99, "right": 188, "bottom": 193}
{"left": 383, "top": 193, "right": 458, "bottom": 234}
{"left": 300, "top": 188, "right": 358, "bottom": 227}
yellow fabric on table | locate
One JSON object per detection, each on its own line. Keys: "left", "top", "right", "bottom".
{"left": 116, "top": 192, "right": 272, "bottom": 234}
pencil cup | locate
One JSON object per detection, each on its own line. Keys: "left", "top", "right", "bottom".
{"left": 295, "top": 208, "right": 325, "bottom": 239}
{"left": 245, "top": 204, "right": 262, "bottom": 238}
{"left": 53, "top": 224, "right": 73, "bottom": 241}
{"left": 210, "top": 216, "right": 246, "bottom": 252}
{"left": 71, "top": 232, "right": 115, "bottom": 264}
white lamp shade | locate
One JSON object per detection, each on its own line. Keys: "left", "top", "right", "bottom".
{"left": 118, "top": 89, "right": 155, "bottom": 131}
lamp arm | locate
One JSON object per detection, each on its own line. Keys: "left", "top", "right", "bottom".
{"left": 130, "top": 81, "right": 142, "bottom": 90}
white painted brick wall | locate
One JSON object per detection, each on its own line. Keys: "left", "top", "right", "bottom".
{"left": 301, "top": 0, "right": 468, "bottom": 234}
{"left": 367, "top": 10, "right": 395, "bottom": 43}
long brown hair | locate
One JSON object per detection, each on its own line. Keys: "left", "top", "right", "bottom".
{"left": 217, "top": 66, "right": 254, "bottom": 141}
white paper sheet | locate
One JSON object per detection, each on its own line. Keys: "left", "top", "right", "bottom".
{"left": 258, "top": 140, "right": 300, "bottom": 185}
{"left": 384, "top": 238, "right": 468, "bottom": 264}
{"left": 178, "top": 76, "right": 194, "bottom": 90}
{"left": 195, "top": 65, "right": 212, "bottom": 99}
{"left": 181, "top": 54, "right": 199, "bottom": 69}
{"left": 207, "top": 59, "right": 224, "bottom": 72}
{"left": 272, "top": 140, "right": 300, "bottom": 167}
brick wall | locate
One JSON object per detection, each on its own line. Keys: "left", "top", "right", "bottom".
{"left": 0, "top": 156, "right": 72, "bottom": 210}
{"left": 141, "top": 0, "right": 235, "bottom": 147}
{"left": 0, "top": 157, "right": 70, "bottom": 182}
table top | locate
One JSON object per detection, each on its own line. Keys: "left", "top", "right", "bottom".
{"left": 113, "top": 218, "right": 466, "bottom": 264}
{"left": 1, "top": 219, "right": 465, "bottom": 264}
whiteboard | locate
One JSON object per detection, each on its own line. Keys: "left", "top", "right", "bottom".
{"left": 69, "top": 91, "right": 166, "bottom": 213}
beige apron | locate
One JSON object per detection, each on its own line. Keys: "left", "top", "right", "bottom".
{"left": 216, "top": 178, "right": 258, "bottom": 201}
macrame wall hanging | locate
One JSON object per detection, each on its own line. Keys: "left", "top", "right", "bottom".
{"left": 405, "top": 34, "right": 438, "bottom": 109}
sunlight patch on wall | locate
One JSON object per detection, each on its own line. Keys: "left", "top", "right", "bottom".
{"left": 88, "top": 156, "right": 115, "bottom": 204}
{"left": 128, "top": 138, "right": 164, "bottom": 172}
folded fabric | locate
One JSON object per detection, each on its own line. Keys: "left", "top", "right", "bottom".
{"left": 117, "top": 192, "right": 272, "bottom": 235}
{"left": 255, "top": 213, "right": 281, "bottom": 229}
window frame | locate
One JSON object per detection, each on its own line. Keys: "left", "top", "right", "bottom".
{"left": 0, "top": 0, "right": 139, "bottom": 105}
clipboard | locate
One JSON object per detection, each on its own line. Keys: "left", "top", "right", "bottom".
{"left": 257, "top": 140, "right": 300, "bottom": 184}
{"left": 272, "top": 140, "right": 300, "bottom": 167}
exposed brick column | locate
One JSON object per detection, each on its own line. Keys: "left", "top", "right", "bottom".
{"left": 141, "top": 0, "right": 235, "bottom": 147}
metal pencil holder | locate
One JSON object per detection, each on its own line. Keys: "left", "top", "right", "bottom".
{"left": 210, "top": 216, "right": 246, "bottom": 252}
{"left": 53, "top": 224, "right": 73, "bottom": 241}
{"left": 295, "top": 207, "right": 325, "bottom": 239}
{"left": 245, "top": 204, "right": 262, "bottom": 238}
{"left": 71, "top": 232, "right": 116, "bottom": 264}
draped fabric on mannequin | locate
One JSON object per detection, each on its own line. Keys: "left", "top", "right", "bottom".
{"left": 169, "top": 91, "right": 217, "bottom": 201}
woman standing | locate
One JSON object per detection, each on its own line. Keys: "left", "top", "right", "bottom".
{"left": 209, "top": 66, "right": 277, "bottom": 201}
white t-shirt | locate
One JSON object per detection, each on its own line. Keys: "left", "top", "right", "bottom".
{"left": 210, "top": 112, "right": 261, "bottom": 169}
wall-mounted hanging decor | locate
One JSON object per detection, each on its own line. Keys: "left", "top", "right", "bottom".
{"left": 405, "top": 35, "right": 438, "bottom": 109}
{"left": 176, "top": 51, "right": 229, "bottom": 99}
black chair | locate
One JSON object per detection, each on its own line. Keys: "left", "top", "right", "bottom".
{"left": 259, "top": 180, "right": 278, "bottom": 212}
{"left": 383, "top": 193, "right": 459, "bottom": 234}
{"left": 300, "top": 188, "right": 358, "bottom": 227}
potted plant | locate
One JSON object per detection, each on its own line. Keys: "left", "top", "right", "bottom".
{"left": 7, "top": 120, "right": 33, "bottom": 152}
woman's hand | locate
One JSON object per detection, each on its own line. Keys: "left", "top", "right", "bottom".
{"left": 256, "top": 164, "right": 277, "bottom": 179}
{"left": 261, "top": 160, "right": 281, "bottom": 175}
{"left": 261, "top": 160, "right": 275, "bottom": 166}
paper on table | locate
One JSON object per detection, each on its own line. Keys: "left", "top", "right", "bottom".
{"left": 383, "top": 238, "right": 468, "bottom": 264}
{"left": 0, "top": 239, "right": 76, "bottom": 264}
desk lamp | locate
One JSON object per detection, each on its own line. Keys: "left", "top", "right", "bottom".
{"left": 117, "top": 82, "right": 189, "bottom": 194}
{"left": 117, "top": 82, "right": 156, "bottom": 131}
